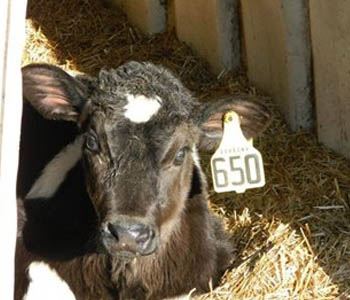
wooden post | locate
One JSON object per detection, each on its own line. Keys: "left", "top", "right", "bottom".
{"left": 0, "top": 0, "right": 27, "bottom": 298}
{"left": 174, "top": 0, "right": 241, "bottom": 74}
{"left": 310, "top": 1, "right": 350, "bottom": 158}
{"left": 241, "top": 0, "right": 312, "bottom": 130}
{"left": 114, "top": 0, "right": 166, "bottom": 34}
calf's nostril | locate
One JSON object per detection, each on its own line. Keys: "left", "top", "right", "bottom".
{"left": 135, "top": 229, "right": 150, "bottom": 244}
{"left": 128, "top": 224, "right": 154, "bottom": 245}
{"left": 107, "top": 223, "right": 120, "bottom": 241}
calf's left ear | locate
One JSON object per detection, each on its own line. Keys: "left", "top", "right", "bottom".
{"left": 22, "top": 64, "right": 90, "bottom": 122}
{"left": 196, "top": 96, "right": 272, "bottom": 152}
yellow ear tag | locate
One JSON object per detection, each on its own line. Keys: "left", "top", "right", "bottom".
{"left": 210, "top": 111, "right": 265, "bottom": 194}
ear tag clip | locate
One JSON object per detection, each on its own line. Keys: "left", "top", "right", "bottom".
{"left": 210, "top": 111, "right": 265, "bottom": 194}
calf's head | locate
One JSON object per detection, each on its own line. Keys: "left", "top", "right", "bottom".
{"left": 22, "top": 62, "right": 271, "bottom": 259}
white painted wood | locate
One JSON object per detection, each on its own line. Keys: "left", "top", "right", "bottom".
{"left": 0, "top": 0, "right": 27, "bottom": 298}
{"left": 310, "top": 1, "right": 350, "bottom": 158}
{"left": 114, "top": 0, "right": 166, "bottom": 34}
{"left": 174, "top": 0, "right": 240, "bottom": 74}
{"left": 241, "top": 0, "right": 312, "bottom": 130}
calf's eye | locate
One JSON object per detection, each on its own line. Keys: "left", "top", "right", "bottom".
{"left": 85, "top": 135, "right": 99, "bottom": 152}
{"left": 174, "top": 147, "right": 188, "bottom": 166}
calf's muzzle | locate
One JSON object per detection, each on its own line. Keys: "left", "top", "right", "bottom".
{"left": 102, "top": 220, "right": 157, "bottom": 257}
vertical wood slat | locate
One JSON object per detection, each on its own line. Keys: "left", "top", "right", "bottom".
{"left": 0, "top": 0, "right": 27, "bottom": 298}
{"left": 241, "top": 0, "right": 312, "bottom": 131}
{"left": 174, "top": 0, "right": 240, "bottom": 74}
{"left": 310, "top": 1, "right": 350, "bottom": 158}
{"left": 114, "top": 0, "right": 166, "bottom": 35}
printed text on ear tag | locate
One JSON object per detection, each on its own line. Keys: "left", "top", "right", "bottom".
{"left": 210, "top": 111, "right": 265, "bottom": 194}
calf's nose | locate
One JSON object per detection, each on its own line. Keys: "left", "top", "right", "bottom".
{"left": 107, "top": 222, "right": 156, "bottom": 255}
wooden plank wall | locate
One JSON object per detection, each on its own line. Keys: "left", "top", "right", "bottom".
{"left": 241, "top": 0, "right": 312, "bottom": 131}
{"left": 309, "top": 1, "right": 350, "bottom": 158}
{"left": 104, "top": 1, "right": 350, "bottom": 156}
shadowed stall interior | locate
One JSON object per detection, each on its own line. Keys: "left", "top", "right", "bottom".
{"left": 19, "top": 0, "right": 350, "bottom": 298}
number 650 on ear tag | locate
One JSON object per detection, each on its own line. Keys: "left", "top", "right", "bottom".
{"left": 210, "top": 111, "right": 265, "bottom": 194}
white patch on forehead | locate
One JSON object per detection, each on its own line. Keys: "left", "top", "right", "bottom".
{"left": 24, "top": 262, "right": 76, "bottom": 300}
{"left": 123, "top": 94, "right": 162, "bottom": 123}
{"left": 26, "top": 135, "right": 83, "bottom": 199}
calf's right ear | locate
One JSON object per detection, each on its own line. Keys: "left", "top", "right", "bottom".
{"left": 22, "top": 64, "right": 90, "bottom": 122}
{"left": 196, "top": 96, "right": 272, "bottom": 152}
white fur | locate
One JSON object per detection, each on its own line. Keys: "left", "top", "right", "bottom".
{"left": 123, "top": 94, "right": 162, "bottom": 123}
{"left": 26, "top": 135, "right": 83, "bottom": 199}
{"left": 24, "top": 262, "right": 75, "bottom": 300}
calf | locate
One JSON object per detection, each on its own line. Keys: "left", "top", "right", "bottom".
{"left": 16, "top": 61, "right": 270, "bottom": 300}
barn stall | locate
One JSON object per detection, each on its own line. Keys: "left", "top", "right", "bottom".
{"left": 3, "top": 0, "right": 350, "bottom": 298}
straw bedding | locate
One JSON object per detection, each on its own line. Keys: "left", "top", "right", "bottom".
{"left": 23, "top": 0, "right": 350, "bottom": 298}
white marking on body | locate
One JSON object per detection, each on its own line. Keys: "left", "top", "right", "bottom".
{"left": 124, "top": 94, "right": 162, "bottom": 123}
{"left": 26, "top": 135, "right": 83, "bottom": 199}
{"left": 24, "top": 262, "right": 76, "bottom": 300}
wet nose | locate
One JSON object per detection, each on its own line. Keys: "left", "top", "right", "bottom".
{"left": 107, "top": 222, "right": 156, "bottom": 254}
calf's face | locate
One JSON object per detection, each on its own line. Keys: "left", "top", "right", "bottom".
{"left": 22, "top": 62, "right": 271, "bottom": 258}
{"left": 82, "top": 99, "right": 199, "bottom": 257}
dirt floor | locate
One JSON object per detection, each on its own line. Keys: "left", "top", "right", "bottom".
{"left": 23, "top": 0, "right": 350, "bottom": 299}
